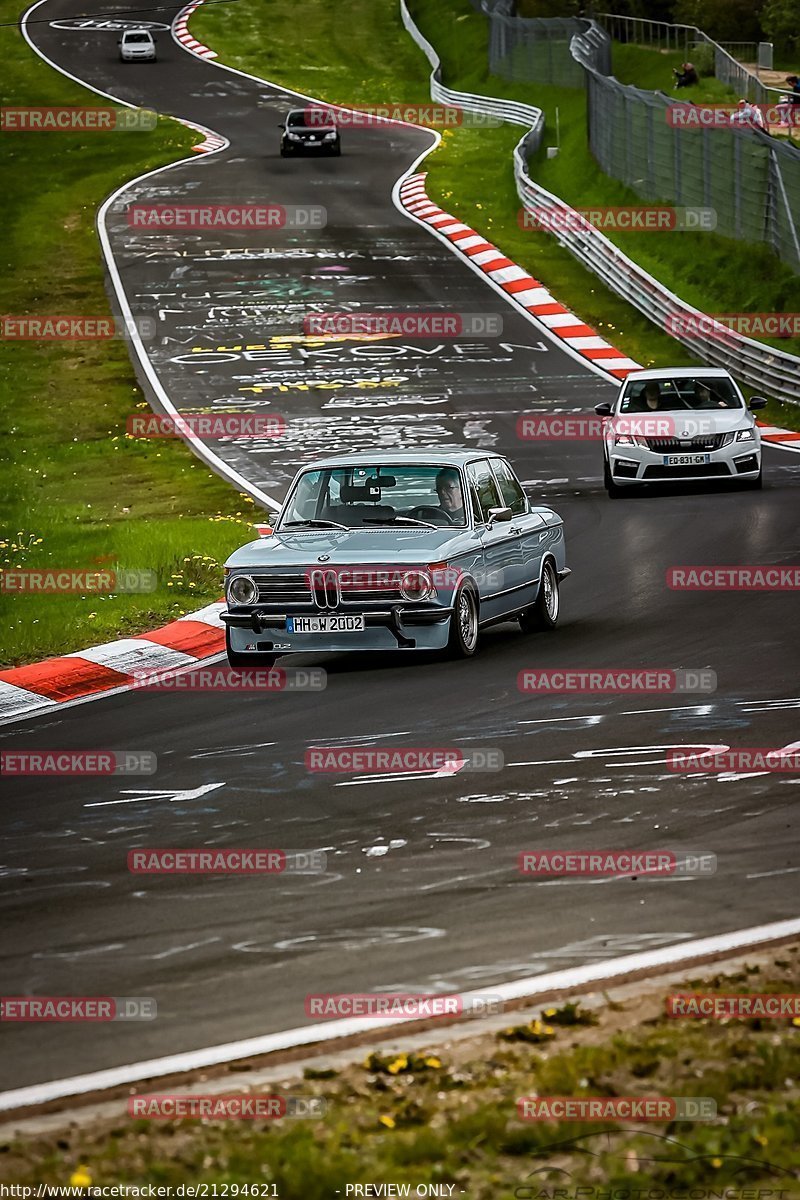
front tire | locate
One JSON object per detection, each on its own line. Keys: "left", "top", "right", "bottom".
{"left": 519, "top": 560, "right": 560, "bottom": 632}
{"left": 225, "top": 627, "right": 276, "bottom": 669}
{"left": 447, "top": 584, "right": 479, "bottom": 658}
{"left": 603, "top": 457, "right": 624, "bottom": 498}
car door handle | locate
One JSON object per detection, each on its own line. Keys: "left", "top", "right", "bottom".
{"left": 511, "top": 526, "right": 521, "bottom": 535}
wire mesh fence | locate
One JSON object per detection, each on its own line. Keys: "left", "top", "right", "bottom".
{"left": 472, "top": 4, "right": 800, "bottom": 273}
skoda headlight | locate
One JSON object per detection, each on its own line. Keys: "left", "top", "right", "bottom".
{"left": 735, "top": 428, "right": 755, "bottom": 441}
{"left": 400, "top": 570, "right": 434, "bottom": 601}
{"left": 227, "top": 574, "right": 258, "bottom": 606}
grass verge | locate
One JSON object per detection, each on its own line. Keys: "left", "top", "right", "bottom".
{"left": 0, "top": 6, "right": 260, "bottom": 667}
{"left": 3, "top": 947, "right": 798, "bottom": 1193}
{"left": 192, "top": 0, "right": 800, "bottom": 435}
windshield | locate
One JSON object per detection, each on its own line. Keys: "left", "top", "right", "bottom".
{"left": 279, "top": 465, "right": 468, "bottom": 529}
{"left": 125, "top": 32, "right": 151, "bottom": 42}
{"left": 287, "top": 111, "right": 312, "bottom": 127}
{"left": 619, "top": 376, "right": 743, "bottom": 412}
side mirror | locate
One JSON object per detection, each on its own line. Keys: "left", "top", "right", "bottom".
{"left": 748, "top": 396, "right": 768, "bottom": 410}
{"left": 487, "top": 506, "right": 513, "bottom": 524}
{"left": 594, "top": 401, "right": 613, "bottom": 416}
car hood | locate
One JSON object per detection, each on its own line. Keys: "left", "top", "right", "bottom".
{"left": 225, "top": 527, "right": 475, "bottom": 568}
{"left": 289, "top": 125, "right": 336, "bottom": 135}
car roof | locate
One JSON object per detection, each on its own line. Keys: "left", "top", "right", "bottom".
{"left": 621, "top": 367, "right": 734, "bottom": 381}
{"left": 299, "top": 448, "right": 506, "bottom": 470}
{"left": 123, "top": 27, "right": 153, "bottom": 34}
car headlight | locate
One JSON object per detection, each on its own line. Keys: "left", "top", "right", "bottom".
{"left": 227, "top": 574, "right": 258, "bottom": 606}
{"left": 324, "top": 131, "right": 336, "bottom": 139}
{"left": 287, "top": 131, "right": 301, "bottom": 140}
{"left": 399, "top": 570, "right": 434, "bottom": 601}
{"left": 735, "top": 428, "right": 755, "bottom": 441}
{"left": 614, "top": 433, "right": 645, "bottom": 447}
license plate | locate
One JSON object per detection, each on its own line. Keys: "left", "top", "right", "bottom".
{"left": 663, "top": 453, "right": 711, "bottom": 466}
{"left": 287, "top": 615, "right": 365, "bottom": 633}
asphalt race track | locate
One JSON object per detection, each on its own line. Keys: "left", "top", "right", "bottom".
{"left": 1, "top": 0, "right": 798, "bottom": 1093}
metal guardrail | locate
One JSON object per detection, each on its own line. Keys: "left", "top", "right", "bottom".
{"left": 400, "top": 0, "right": 800, "bottom": 404}
{"left": 400, "top": 0, "right": 544, "bottom": 153}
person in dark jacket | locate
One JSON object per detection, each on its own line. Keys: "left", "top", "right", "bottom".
{"left": 673, "top": 62, "right": 698, "bottom": 88}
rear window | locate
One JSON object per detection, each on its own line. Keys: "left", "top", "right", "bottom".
{"left": 125, "top": 33, "right": 152, "bottom": 43}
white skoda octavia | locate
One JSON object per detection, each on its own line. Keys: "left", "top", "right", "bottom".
{"left": 595, "top": 368, "right": 767, "bottom": 497}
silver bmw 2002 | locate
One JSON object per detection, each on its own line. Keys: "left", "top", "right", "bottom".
{"left": 222, "top": 450, "right": 570, "bottom": 666}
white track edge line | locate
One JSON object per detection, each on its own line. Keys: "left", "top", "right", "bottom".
{"left": 1, "top": 917, "right": 798, "bottom": 1112}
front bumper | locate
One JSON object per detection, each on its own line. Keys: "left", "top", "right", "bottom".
{"left": 283, "top": 137, "right": 339, "bottom": 152}
{"left": 223, "top": 605, "right": 453, "bottom": 653}
{"left": 608, "top": 443, "right": 761, "bottom": 485}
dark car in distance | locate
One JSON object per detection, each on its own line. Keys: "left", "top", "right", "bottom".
{"left": 280, "top": 108, "right": 341, "bottom": 156}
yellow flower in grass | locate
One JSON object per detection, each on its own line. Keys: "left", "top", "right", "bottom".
{"left": 69, "top": 1167, "right": 92, "bottom": 1188}
{"left": 423, "top": 1056, "right": 441, "bottom": 1068}
{"left": 379, "top": 1115, "right": 396, "bottom": 1128}
{"left": 387, "top": 1054, "right": 408, "bottom": 1075}
{"left": 710, "top": 1158, "right": 723, "bottom": 1169}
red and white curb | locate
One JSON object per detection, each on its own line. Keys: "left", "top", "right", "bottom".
{"left": 0, "top": 603, "right": 225, "bottom": 725}
{"left": 399, "top": 173, "right": 640, "bottom": 380}
{"left": 172, "top": 1, "right": 217, "bottom": 60}
{"left": 174, "top": 114, "right": 228, "bottom": 155}
{"left": 754, "top": 420, "right": 800, "bottom": 451}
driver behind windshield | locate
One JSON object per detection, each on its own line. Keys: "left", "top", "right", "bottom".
{"left": 435, "top": 468, "right": 466, "bottom": 524}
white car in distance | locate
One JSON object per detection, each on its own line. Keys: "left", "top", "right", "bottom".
{"left": 595, "top": 368, "right": 767, "bottom": 497}
{"left": 119, "top": 29, "right": 157, "bottom": 62}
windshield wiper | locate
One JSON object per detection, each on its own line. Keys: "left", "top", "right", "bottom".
{"left": 282, "top": 519, "right": 349, "bottom": 530}
{"left": 364, "top": 516, "right": 438, "bottom": 529}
